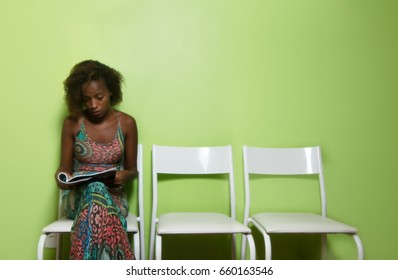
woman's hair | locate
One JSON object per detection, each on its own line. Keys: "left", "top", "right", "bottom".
{"left": 63, "top": 60, "right": 124, "bottom": 115}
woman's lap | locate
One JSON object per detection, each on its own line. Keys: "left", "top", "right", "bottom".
{"left": 61, "top": 182, "right": 134, "bottom": 260}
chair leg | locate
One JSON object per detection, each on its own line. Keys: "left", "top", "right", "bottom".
{"left": 245, "top": 234, "right": 256, "bottom": 260}
{"left": 241, "top": 234, "right": 256, "bottom": 260}
{"left": 240, "top": 235, "right": 247, "bottom": 260}
{"left": 56, "top": 233, "right": 63, "bottom": 260}
{"left": 149, "top": 221, "right": 156, "bottom": 260}
{"left": 353, "top": 234, "right": 364, "bottom": 260}
{"left": 139, "top": 221, "right": 146, "bottom": 260}
{"left": 37, "top": 234, "right": 47, "bottom": 260}
{"left": 252, "top": 219, "right": 272, "bottom": 260}
{"left": 133, "top": 232, "right": 141, "bottom": 260}
{"left": 155, "top": 234, "right": 162, "bottom": 260}
{"left": 263, "top": 233, "right": 272, "bottom": 260}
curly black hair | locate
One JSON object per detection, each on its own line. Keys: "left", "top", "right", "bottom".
{"left": 63, "top": 60, "right": 124, "bottom": 116}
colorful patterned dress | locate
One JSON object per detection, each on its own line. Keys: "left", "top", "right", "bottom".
{"left": 61, "top": 115, "right": 135, "bottom": 260}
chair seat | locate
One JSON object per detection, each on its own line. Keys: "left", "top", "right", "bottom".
{"left": 42, "top": 217, "right": 73, "bottom": 233}
{"left": 252, "top": 212, "right": 358, "bottom": 234}
{"left": 158, "top": 212, "right": 251, "bottom": 235}
{"left": 42, "top": 213, "right": 138, "bottom": 234}
{"left": 126, "top": 213, "right": 138, "bottom": 232}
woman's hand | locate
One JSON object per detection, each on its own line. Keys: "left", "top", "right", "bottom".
{"left": 55, "top": 171, "right": 77, "bottom": 190}
{"left": 112, "top": 170, "right": 136, "bottom": 187}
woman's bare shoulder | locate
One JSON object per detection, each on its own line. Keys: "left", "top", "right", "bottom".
{"left": 117, "top": 111, "right": 137, "bottom": 126}
{"left": 117, "top": 111, "right": 137, "bottom": 137}
{"left": 62, "top": 114, "right": 83, "bottom": 135}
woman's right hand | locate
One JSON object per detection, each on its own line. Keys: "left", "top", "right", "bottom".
{"left": 55, "top": 171, "right": 75, "bottom": 190}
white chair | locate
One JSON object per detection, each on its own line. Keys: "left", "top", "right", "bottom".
{"left": 37, "top": 144, "right": 145, "bottom": 260}
{"left": 241, "top": 145, "right": 364, "bottom": 260}
{"left": 149, "top": 145, "right": 256, "bottom": 260}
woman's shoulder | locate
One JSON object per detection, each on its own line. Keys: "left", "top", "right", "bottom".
{"left": 63, "top": 114, "right": 83, "bottom": 125}
{"left": 116, "top": 110, "right": 137, "bottom": 135}
{"left": 62, "top": 114, "right": 83, "bottom": 134}
{"left": 117, "top": 110, "right": 137, "bottom": 126}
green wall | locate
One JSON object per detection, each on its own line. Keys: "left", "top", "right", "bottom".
{"left": 0, "top": 0, "right": 397, "bottom": 259}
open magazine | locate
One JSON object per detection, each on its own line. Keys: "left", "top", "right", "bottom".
{"left": 57, "top": 168, "right": 117, "bottom": 185}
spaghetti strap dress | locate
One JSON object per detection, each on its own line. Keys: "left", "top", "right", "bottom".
{"left": 61, "top": 114, "right": 134, "bottom": 260}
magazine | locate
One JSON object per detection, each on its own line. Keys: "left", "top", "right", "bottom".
{"left": 57, "top": 168, "right": 117, "bottom": 185}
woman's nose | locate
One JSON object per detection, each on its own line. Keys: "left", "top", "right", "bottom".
{"left": 89, "top": 99, "right": 97, "bottom": 109}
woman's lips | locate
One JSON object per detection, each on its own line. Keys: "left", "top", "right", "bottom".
{"left": 90, "top": 110, "right": 102, "bottom": 116}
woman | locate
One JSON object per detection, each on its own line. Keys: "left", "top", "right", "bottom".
{"left": 55, "top": 60, "right": 137, "bottom": 260}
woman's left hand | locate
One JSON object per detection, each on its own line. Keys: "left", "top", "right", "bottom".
{"left": 112, "top": 170, "right": 135, "bottom": 187}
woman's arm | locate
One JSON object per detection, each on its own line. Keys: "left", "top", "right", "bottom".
{"left": 55, "top": 116, "right": 78, "bottom": 190}
{"left": 113, "top": 112, "right": 138, "bottom": 186}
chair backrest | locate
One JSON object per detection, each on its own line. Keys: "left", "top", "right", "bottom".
{"left": 136, "top": 144, "right": 144, "bottom": 220}
{"left": 151, "top": 145, "right": 237, "bottom": 218}
{"left": 243, "top": 145, "right": 327, "bottom": 219}
{"left": 136, "top": 144, "right": 145, "bottom": 259}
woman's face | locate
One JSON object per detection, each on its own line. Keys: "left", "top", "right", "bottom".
{"left": 81, "top": 79, "right": 112, "bottom": 119}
